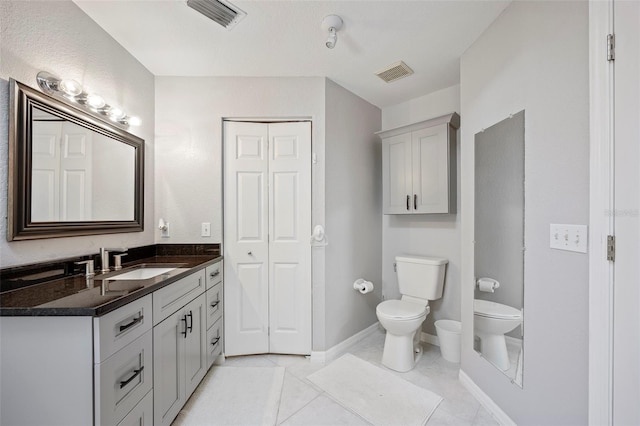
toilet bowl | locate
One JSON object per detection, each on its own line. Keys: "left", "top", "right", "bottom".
{"left": 376, "top": 255, "right": 448, "bottom": 372}
{"left": 473, "top": 299, "right": 522, "bottom": 371}
{"left": 376, "top": 300, "right": 429, "bottom": 372}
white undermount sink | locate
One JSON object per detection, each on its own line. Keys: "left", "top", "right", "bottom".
{"left": 109, "top": 267, "right": 176, "bottom": 280}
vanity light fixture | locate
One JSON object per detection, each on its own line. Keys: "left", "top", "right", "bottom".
{"left": 321, "top": 15, "right": 343, "bottom": 49}
{"left": 35, "top": 71, "right": 141, "bottom": 127}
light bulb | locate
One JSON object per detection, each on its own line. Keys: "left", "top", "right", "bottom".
{"left": 59, "top": 79, "right": 83, "bottom": 97}
{"left": 86, "top": 93, "right": 105, "bottom": 109}
{"left": 128, "top": 116, "right": 142, "bottom": 126}
{"left": 108, "top": 106, "right": 125, "bottom": 120}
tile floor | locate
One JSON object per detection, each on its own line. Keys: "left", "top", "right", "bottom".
{"left": 181, "top": 327, "right": 499, "bottom": 425}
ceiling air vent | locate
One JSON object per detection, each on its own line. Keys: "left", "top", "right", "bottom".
{"left": 375, "top": 61, "right": 414, "bottom": 83}
{"left": 187, "top": 0, "right": 247, "bottom": 30}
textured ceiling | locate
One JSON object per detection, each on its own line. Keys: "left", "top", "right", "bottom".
{"left": 74, "top": 0, "right": 510, "bottom": 107}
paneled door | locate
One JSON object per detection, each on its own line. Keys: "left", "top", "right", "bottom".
{"left": 613, "top": 1, "right": 640, "bottom": 423}
{"left": 224, "top": 121, "right": 311, "bottom": 356}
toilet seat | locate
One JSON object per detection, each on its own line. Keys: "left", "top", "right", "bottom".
{"left": 376, "top": 300, "right": 427, "bottom": 320}
{"left": 474, "top": 299, "right": 522, "bottom": 320}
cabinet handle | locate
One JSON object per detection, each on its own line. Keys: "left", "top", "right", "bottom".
{"left": 210, "top": 270, "right": 220, "bottom": 278}
{"left": 118, "top": 315, "right": 143, "bottom": 332}
{"left": 414, "top": 194, "right": 417, "bottom": 210}
{"left": 181, "top": 315, "right": 188, "bottom": 338}
{"left": 187, "top": 311, "right": 193, "bottom": 334}
{"left": 211, "top": 337, "right": 220, "bottom": 347}
{"left": 210, "top": 301, "right": 220, "bottom": 308}
{"left": 119, "top": 366, "right": 144, "bottom": 389}
{"left": 406, "top": 195, "right": 410, "bottom": 211}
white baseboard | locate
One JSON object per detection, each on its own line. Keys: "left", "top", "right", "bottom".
{"left": 421, "top": 331, "right": 439, "bottom": 346}
{"left": 459, "top": 370, "right": 516, "bottom": 426}
{"left": 309, "top": 322, "right": 380, "bottom": 363}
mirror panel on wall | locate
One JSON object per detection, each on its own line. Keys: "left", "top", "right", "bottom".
{"left": 8, "top": 79, "right": 144, "bottom": 240}
{"left": 473, "top": 111, "right": 525, "bottom": 387}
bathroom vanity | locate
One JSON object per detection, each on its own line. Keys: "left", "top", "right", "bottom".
{"left": 0, "top": 248, "right": 223, "bottom": 426}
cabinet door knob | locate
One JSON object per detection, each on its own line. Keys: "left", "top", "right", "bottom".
{"left": 247, "top": 251, "right": 253, "bottom": 256}
{"left": 406, "top": 195, "right": 410, "bottom": 211}
{"left": 187, "top": 311, "right": 193, "bottom": 333}
{"left": 181, "top": 315, "right": 188, "bottom": 338}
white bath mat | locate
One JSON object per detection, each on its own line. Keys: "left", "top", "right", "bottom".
{"left": 307, "top": 353, "right": 442, "bottom": 426}
{"left": 173, "top": 366, "right": 285, "bottom": 426}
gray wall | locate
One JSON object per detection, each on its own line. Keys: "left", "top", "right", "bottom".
{"left": 324, "top": 79, "right": 382, "bottom": 349}
{"left": 460, "top": 1, "right": 589, "bottom": 424}
{"left": 0, "top": 1, "right": 155, "bottom": 267}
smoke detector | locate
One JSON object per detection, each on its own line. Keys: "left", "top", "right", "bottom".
{"left": 375, "top": 61, "right": 414, "bottom": 83}
{"left": 187, "top": 0, "right": 247, "bottom": 30}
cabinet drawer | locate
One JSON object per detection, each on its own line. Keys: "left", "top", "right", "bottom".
{"left": 117, "top": 390, "right": 153, "bottom": 426}
{"left": 206, "top": 261, "right": 223, "bottom": 289}
{"left": 206, "top": 282, "right": 223, "bottom": 329}
{"left": 207, "top": 317, "right": 223, "bottom": 368}
{"left": 153, "top": 270, "right": 206, "bottom": 325}
{"left": 95, "top": 330, "right": 153, "bottom": 426}
{"left": 94, "top": 294, "right": 152, "bottom": 363}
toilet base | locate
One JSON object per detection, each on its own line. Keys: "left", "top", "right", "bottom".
{"left": 382, "top": 331, "right": 422, "bottom": 372}
{"left": 476, "top": 332, "right": 510, "bottom": 371}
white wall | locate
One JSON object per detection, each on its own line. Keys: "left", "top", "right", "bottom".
{"left": 324, "top": 79, "right": 382, "bottom": 348}
{"left": 460, "top": 2, "right": 589, "bottom": 423}
{"left": 0, "top": 1, "right": 155, "bottom": 267}
{"left": 380, "top": 85, "right": 461, "bottom": 335}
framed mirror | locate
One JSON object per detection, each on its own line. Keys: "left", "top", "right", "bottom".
{"left": 473, "top": 111, "right": 525, "bottom": 387}
{"left": 7, "top": 79, "right": 144, "bottom": 241}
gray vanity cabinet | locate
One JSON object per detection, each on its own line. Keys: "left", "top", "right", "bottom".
{"left": 0, "top": 259, "right": 222, "bottom": 426}
{"left": 152, "top": 271, "right": 208, "bottom": 426}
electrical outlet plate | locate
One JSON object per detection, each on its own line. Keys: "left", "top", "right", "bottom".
{"left": 550, "top": 224, "right": 588, "bottom": 253}
{"left": 201, "top": 222, "right": 211, "bottom": 237}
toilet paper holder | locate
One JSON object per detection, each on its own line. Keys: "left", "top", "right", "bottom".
{"left": 353, "top": 278, "right": 374, "bottom": 294}
{"left": 477, "top": 277, "right": 500, "bottom": 292}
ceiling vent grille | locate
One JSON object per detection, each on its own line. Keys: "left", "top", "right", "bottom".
{"left": 187, "top": 0, "right": 247, "bottom": 30}
{"left": 375, "top": 61, "right": 414, "bottom": 83}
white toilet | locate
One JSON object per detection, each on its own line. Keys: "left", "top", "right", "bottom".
{"left": 376, "top": 255, "right": 448, "bottom": 372}
{"left": 473, "top": 299, "right": 523, "bottom": 371}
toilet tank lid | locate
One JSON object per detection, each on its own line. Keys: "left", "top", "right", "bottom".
{"left": 395, "top": 255, "right": 448, "bottom": 265}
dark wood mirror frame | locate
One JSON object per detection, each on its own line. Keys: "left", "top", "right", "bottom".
{"left": 7, "top": 79, "right": 144, "bottom": 241}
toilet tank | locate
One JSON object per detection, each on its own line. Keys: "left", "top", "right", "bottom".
{"left": 396, "top": 255, "right": 448, "bottom": 301}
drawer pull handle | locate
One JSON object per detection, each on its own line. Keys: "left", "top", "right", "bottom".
{"left": 414, "top": 194, "right": 417, "bottom": 210}
{"left": 210, "top": 270, "right": 220, "bottom": 278}
{"left": 210, "top": 301, "right": 220, "bottom": 308}
{"left": 119, "top": 315, "right": 143, "bottom": 332}
{"left": 406, "top": 195, "right": 410, "bottom": 211}
{"left": 211, "top": 337, "right": 220, "bottom": 347}
{"left": 120, "top": 366, "right": 144, "bottom": 389}
{"left": 187, "top": 311, "right": 193, "bottom": 334}
{"left": 181, "top": 315, "right": 188, "bottom": 338}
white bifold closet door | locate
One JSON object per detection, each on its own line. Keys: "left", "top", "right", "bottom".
{"left": 224, "top": 121, "right": 311, "bottom": 356}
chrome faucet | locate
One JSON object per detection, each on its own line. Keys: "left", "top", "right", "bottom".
{"left": 100, "top": 247, "right": 128, "bottom": 274}
{"left": 75, "top": 259, "right": 95, "bottom": 278}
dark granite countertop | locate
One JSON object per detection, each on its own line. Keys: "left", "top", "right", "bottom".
{"left": 0, "top": 246, "right": 222, "bottom": 317}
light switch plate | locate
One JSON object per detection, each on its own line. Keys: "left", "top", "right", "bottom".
{"left": 201, "top": 222, "right": 211, "bottom": 237}
{"left": 550, "top": 224, "right": 588, "bottom": 253}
